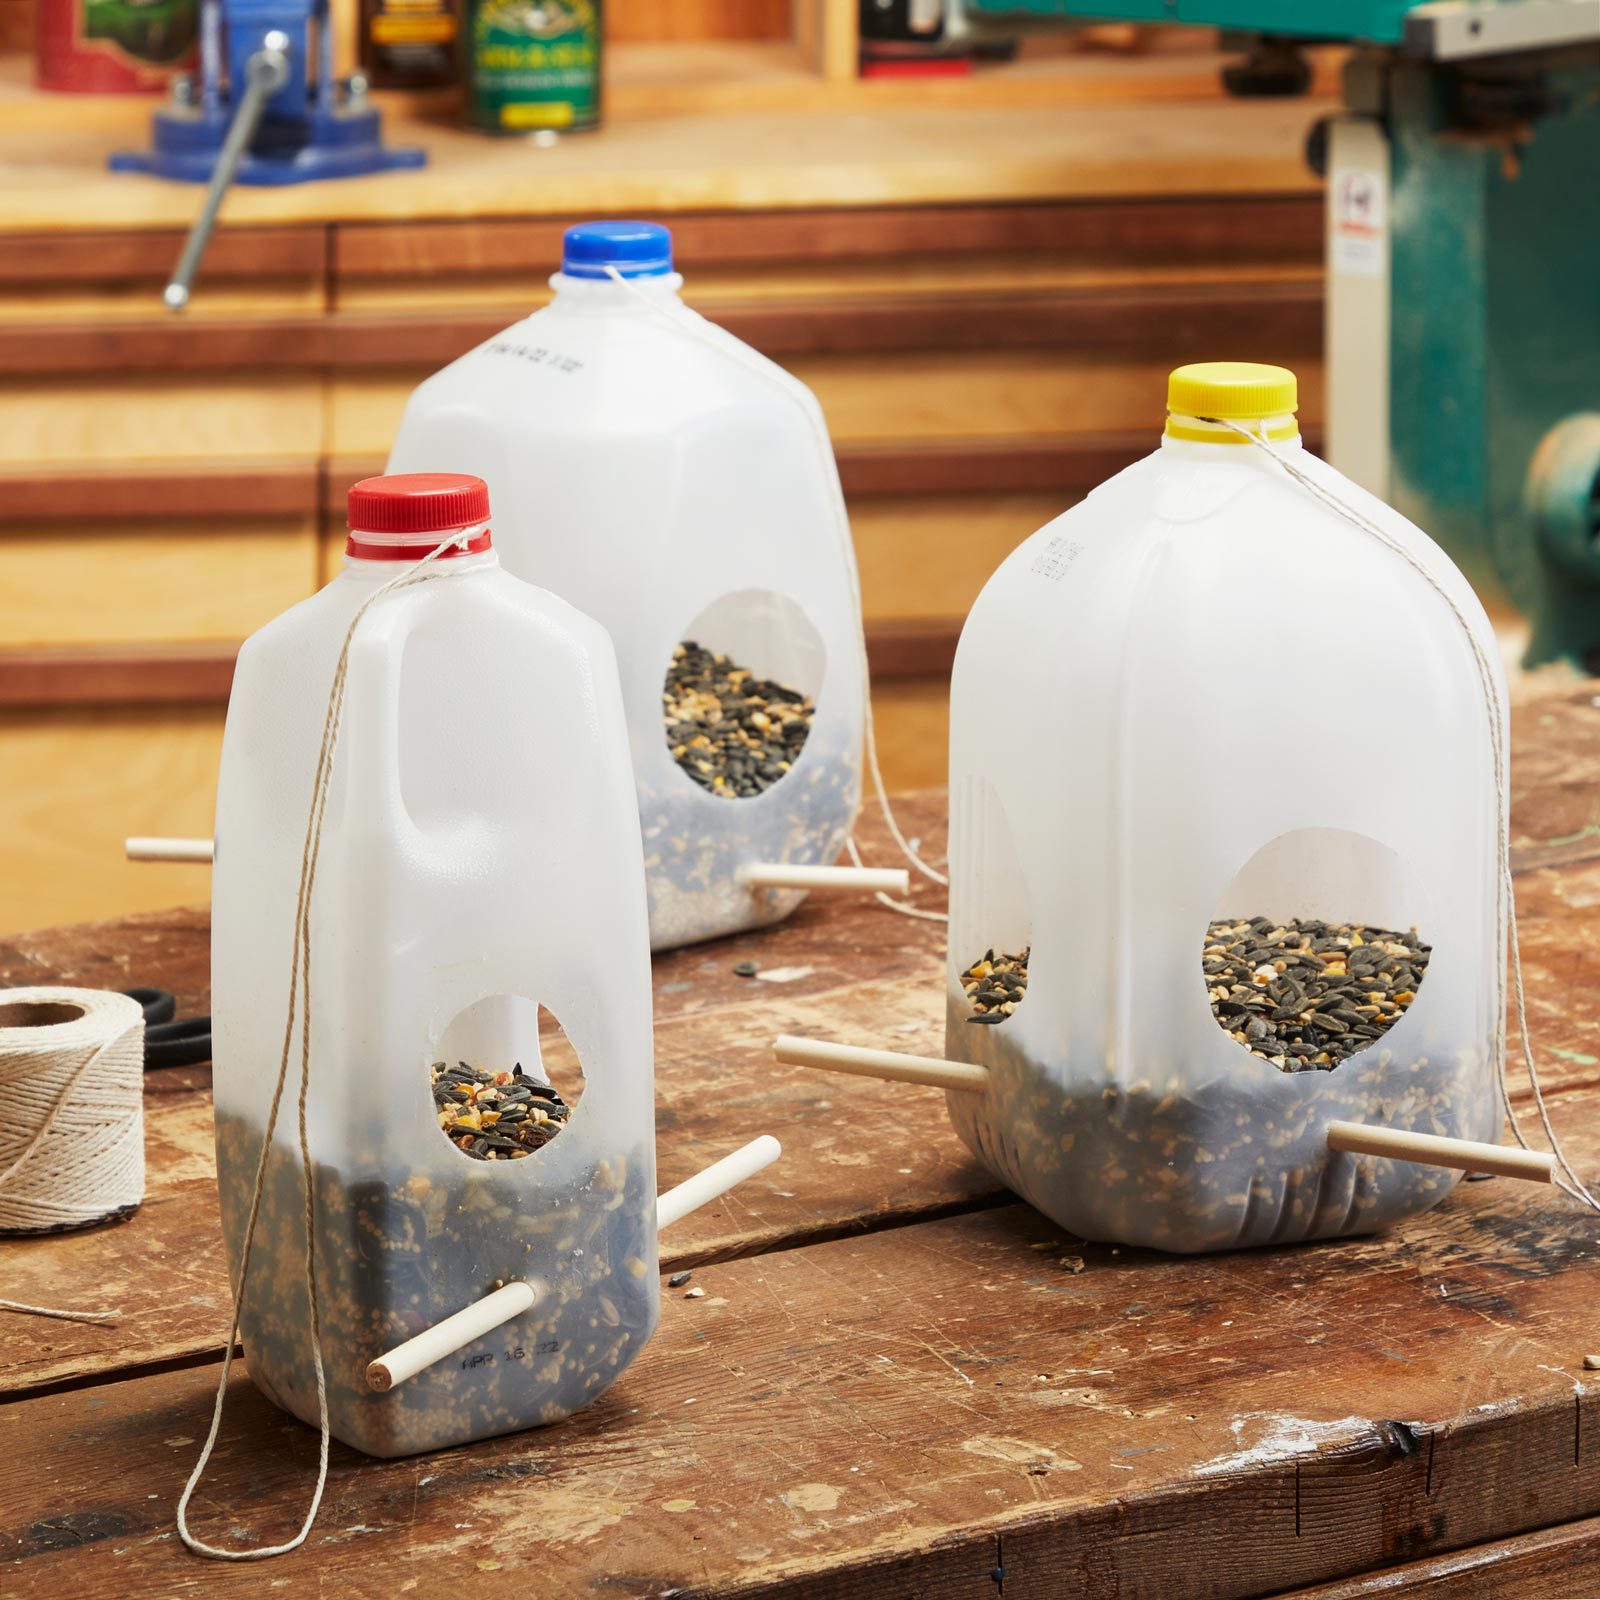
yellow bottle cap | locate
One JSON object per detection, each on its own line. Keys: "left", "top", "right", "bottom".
{"left": 1165, "top": 362, "right": 1299, "bottom": 444}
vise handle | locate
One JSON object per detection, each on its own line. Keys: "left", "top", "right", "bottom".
{"left": 163, "top": 33, "right": 292, "bottom": 312}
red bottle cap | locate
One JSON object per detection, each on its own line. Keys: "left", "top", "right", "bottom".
{"left": 346, "top": 474, "right": 493, "bottom": 561}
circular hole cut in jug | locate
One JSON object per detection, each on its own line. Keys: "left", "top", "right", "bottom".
{"left": 1204, "top": 829, "right": 1432, "bottom": 1074}
{"left": 430, "top": 995, "right": 585, "bottom": 1162}
{"left": 662, "top": 590, "right": 825, "bottom": 802}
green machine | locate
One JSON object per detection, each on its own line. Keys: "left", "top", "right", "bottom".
{"left": 962, "top": 0, "right": 1600, "bottom": 667}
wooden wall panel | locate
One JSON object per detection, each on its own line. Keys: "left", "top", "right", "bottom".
{"left": 325, "top": 374, "right": 414, "bottom": 459}
{"left": 0, "top": 521, "right": 318, "bottom": 646}
{"left": 802, "top": 353, "right": 1327, "bottom": 442}
{"left": 854, "top": 493, "right": 1068, "bottom": 621}
{"left": 0, "top": 642, "right": 236, "bottom": 706}
{"left": 0, "top": 375, "right": 323, "bottom": 466}
{"left": 337, "top": 259, "right": 1318, "bottom": 317}
{"left": 871, "top": 677, "right": 950, "bottom": 794}
{"left": 804, "top": 354, "right": 1176, "bottom": 442}
{"left": 0, "top": 706, "right": 222, "bottom": 934}
{"left": 327, "top": 355, "right": 1326, "bottom": 460}
{"left": 332, "top": 197, "right": 1321, "bottom": 282}
{"left": 4, "top": 279, "right": 327, "bottom": 321}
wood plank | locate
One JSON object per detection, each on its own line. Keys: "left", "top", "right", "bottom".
{"left": 325, "top": 355, "right": 1328, "bottom": 464}
{"left": 0, "top": 281, "right": 1322, "bottom": 376}
{"left": 6, "top": 1151, "right": 1600, "bottom": 1595}
{"left": 321, "top": 433, "right": 1202, "bottom": 520}
{"left": 0, "top": 521, "right": 317, "bottom": 646}
{"left": 0, "top": 428, "right": 1329, "bottom": 528}
{"left": 1273, "top": 1515, "right": 1600, "bottom": 1597}
{"left": 331, "top": 195, "right": 1323, "bottom": 279}
{"left": 0, "top": 643, "right": 237, "bottom": 707}
{"left": 0, "top": 374, "right": 322, "bottom": 468}
{"left": 0, "top": 461, "right": 318, "bottom": 525}
{"left": 0, "top": 227, "right": 329, "bottom": 287}
{"left": 787, "top": 351, "right": 1328, "bottom": 446}
{"left": 0, "top": 618, "right": 991, "bottom": 711}
{"left": 1507, "top": 683, "right": 1600, "bottom": 877}
{"left": 864, "top": 619, "right": 963, "bottom": 680}
{"left": 871, "top": 675, "right": 953, "bottom": 790}
{"left": 854, "top": 492, "right": 1067, "bottom": 622}
{"left": 0, "top": 92, "right": 1330, "bottom": 233}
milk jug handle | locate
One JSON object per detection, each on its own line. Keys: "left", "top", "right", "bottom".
{"left": 337, "top": 604, "right": 417, "bottom": 838}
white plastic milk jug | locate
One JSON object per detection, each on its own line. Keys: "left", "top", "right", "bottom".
{"left": 387, "top": 220, "right": 865, "bottom": 952}
{"left": 211, "top": 473, "right": 657, "bottom": 1456}
{"left": 945, "top": 363, "right": 1506, "bottom": 1253}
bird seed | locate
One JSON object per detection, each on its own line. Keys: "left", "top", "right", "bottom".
{"left": 663, "top": 641, "right": 814, "bottom": 802}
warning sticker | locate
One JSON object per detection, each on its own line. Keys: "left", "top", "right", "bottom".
{"left": 1332, "top": 167, "right": 1387, "bottom": 279}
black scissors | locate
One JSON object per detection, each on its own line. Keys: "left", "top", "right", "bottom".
{"left": 121, "top": 988, "right": 212, "bottom": 1069}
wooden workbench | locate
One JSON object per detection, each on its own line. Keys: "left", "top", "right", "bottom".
{"left": 6, "top": 681, "right": 1600, "bottom": 1598}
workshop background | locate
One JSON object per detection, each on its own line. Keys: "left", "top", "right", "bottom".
{"left": 1, "top": 1, "right": 1594, "bottom": 935}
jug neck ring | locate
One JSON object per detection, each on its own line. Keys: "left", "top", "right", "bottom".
{"left": 342, "top": 547, "right": 498, "bottom": 578}
{"left": 547, "top": 270, "right": 686, "bottom": 307}
{"left": 345, "top": 519, "right": 493, "bottom": 562}
{"left": 1163, "top": 411, "right": 1300, "bottom": 447}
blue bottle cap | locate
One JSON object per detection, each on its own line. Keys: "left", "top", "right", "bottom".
{"left": 561, "top": 220, "right": 674, "bottom": 280}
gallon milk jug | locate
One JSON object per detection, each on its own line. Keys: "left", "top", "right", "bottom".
{"left": 212, "top": 473, "right": 657, "bottom": 1456}
{"left": 945, "top": 363, "right": 1505, "bottom": 1253}
{"left": 387, "top": 220, "right": 865, "bottom": 951}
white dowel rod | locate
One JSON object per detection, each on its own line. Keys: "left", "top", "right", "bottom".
{"left": 774, "top": 1034, "right": 990, "bottom": 1094}
{"left": 1326, "top": 1121, "right": 1555, "bottom": 1183}
{"left": 125, "top": 836, "right": 215, "bottom": 864}
{"left": 366, "top": 1279, "right": 541, "bottom": 1392}
{"left": 742, "top": 862, "right": 910, "bottom": 895}
{"left": 656, "top": 1134, "right": 782, "bottom": 1231}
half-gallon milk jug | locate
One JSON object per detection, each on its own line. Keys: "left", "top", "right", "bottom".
{"left": 945, "top": 363, "right": 1505, "bottom": 1253}
{"left": 387, "top": 220, "right": 865, "bottom": 951}
{"left": 212, "top": 473, "right": 657, "bottom": 1456}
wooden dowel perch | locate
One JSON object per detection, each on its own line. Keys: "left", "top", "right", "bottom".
{"left": 742, "top": 863, "right": 910, "bottom": 895}
{"left": 365, "top": 1134, "right": 783, "bottom": 1393}
{"left": 1325, "top": 1121, "right": 1555, "bottom": 1183}
{"left": 125, "top": 836, "right": 214, "bottom": 864}
{"left": 367, "top": 1279, "right": 542, "bottom": 1394}
{"left": 773, "top": 1034, "right": 990, "bottom": 1094}
{"left": 656, "top": 1133, "right": 781, "bottom": 1230}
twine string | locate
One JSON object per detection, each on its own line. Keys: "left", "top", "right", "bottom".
{"left": 177, "top": 527, "right": 479, "bottom": 1561}
{"left": 0, "top": 988, "right": 144, "bottom": 1266}
{"left": 0, "top": 1296, "right": 122, "bottom": 1324}
{"left": 601, "top": 266, "right": 949, "bottom": 922}
{"left": 1218, "top": 417, "right": 1596, "bottom": 1214}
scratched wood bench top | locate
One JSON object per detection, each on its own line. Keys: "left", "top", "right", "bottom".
{"left": 5, "top": 684, "right": 1600, "bottom": 1598}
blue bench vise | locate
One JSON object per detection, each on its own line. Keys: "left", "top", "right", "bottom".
{"left": 112, "top": 0, "right": 424, "bottom": 308}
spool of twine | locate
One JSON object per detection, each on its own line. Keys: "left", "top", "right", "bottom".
{"left": 0, "top": 986, "right": 145, "bottom": 1236}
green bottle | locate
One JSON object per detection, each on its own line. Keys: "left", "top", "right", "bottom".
{"left": 463, "top": 0, "right": 601, "bottom": 136}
